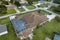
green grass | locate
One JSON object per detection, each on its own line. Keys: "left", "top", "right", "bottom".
{"left": 0, "top": 18, "right": 19, "bottom": 40}
{"left": 33, "top": 19, "right": 60, "bottom": 40}
{"left": 7, "top": 9, "right": 16, "bottom": 14}
{"left": 40, "top": 10, "right": 48, "bottom": 15}
{"left": 26, "top": 5, "right": 36, "bottom": 10}
{"left": 35, "top": 10, "right": 48, "bottom": 15}
{"left": 33, "top": 1, "right": 38, "bottom": 4}
{"left": 18, "top": 8, "right": 25, "bottom": 12}
{"left": 37, "top": 4, "right": 48, "bottom": 8}
{"left": 0, "top": 9, "right": 16, "bottom": 16}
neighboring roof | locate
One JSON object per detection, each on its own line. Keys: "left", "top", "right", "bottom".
{"left": 0, "top": 24, "right": 7, "bottom": 33}
{"left": 54, "top": 33, "right": 60, "bottom": 40}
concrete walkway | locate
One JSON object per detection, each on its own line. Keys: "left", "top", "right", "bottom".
{"left": 22, "top": 6, "right": 29, "bottom": 11}
{"left": 14, "top": 7, "right": 20, "bottom": 13}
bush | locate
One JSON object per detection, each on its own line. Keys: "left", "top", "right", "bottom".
{"left": 14, "top": 1, "right": 21, "bottom": 7}
{"left": 0, "top": 5, "right": 7, "bottom": 14}
{"left": 52, "top": 6, "right": 60, "bottom": 15}
{"left": 55, "top": 16, "right": 60, "bottom": 22}
{"left": 26, "top": 0, "right": 33, "bottom": 5}
{"left": 10, "top": 0, "right": 14, "bottom": 4}
{"left": 2, "top": 1, "right": 9, "bottom": 5}
{"left": 53, "top": 0, "right": 60, "bottom": 4}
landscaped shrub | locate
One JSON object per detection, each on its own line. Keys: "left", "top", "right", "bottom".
{"left": 55, "top": 16, "right": 60, "bottom": 22}
{"left": 14, "top": 1, "right": 21, "bottom": 7}
{"left": 0, "top": 5, "right": 7, "bottom": 14}
{"left": 2, "top": 1, "right": 9, "bottom": 5}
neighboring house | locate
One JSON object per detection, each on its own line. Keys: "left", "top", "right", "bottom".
{"left": 0, "top": 24, "right": 8, "bottom": 36}
{"left": 53, "top": 32, "right": 60, "bottom": 40}
{"left": 10, "top": 12, "right": 48, "bottom": 39}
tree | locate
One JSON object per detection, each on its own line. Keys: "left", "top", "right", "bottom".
{"left": 55, "top": 16, "right": 60, "bottom": 22}
{"left": 2, "top": 1, "right": 9, "bottom": 5}
{"left": 14, "top": 1, "right": 21, "bottom": 7}
{"left": 26, "top": 0, "right": 33, "bottom": 5}
{"left": 52, "top": 6, "right": 60, "bottom": 15}
{"left": 37, "top": 10, "right": 40, "bottom": 13}
{"left": 0, "top": 5, "right": 7, "bottom": 14}
{"left": 50, "top": 6, "right": 60, "bottom": 14}
{"left": 53, "top": 0, "right": 60, "bottom": 4}
{"left": 0, "top": 0, "right": 9, "bottom": 5}
{"left": 44, "top": 0, "right": 51, "bottom": 1}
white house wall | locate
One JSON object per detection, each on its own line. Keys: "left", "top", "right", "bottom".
{"left": 0, "top": 31, "right": 8, "bottom": 36}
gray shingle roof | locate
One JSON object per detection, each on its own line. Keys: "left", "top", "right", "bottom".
{"left": 54, "top": 33, "right": 60, "bottom": 40}
{"left": 0, "top": 24, "right": 7, "bottom": 33}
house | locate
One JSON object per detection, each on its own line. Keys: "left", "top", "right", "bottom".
{"left": 10, "top": 12, "right": 48, "bottom": 39}
{"left": 0, "top": 24, "right": 8, "bottom": 36}
{"left": 53, "top": 32, "right": 60, "bottom": 40}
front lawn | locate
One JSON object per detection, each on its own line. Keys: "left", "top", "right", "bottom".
{"left": 7, "top": 9, "right": 16, "bottom": 14}
{"left": 40, "top": 10, "right": 48, "bottom": 15}
{"left": 18, "top": 8, "right": 25, "bottom": 12}
{"left": 0, "top": 18, "right": 19, "bottom": 40}
{"left": 33, "top": 1, "right": 38, "bottom": 4}
{"left": 33, "top": 19, "right": 60, "bottom": 40}
{"left": 0, "top": 9, "right": 16, "bottom": 16}
{"left": 37, "top": 3, "right": 48, "bottom": 8}
{"left": 26, "top": 5, "right": 36, "bottom": 10}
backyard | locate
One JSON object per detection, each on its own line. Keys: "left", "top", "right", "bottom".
{"left": 33, "top": 19, "right": 60, "bottom": 40}
{"left": 0, "top": 18, "right": 19, "bottom": 40}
